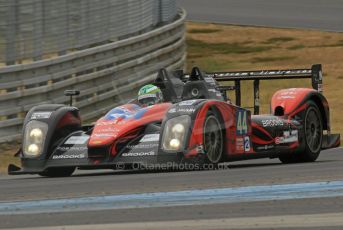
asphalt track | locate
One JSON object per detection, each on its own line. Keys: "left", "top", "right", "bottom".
{"left": 176, "top": 0, "right": 343, "bottom": 32}
{"left": 1, "top": 148, "right": 343, "bottom": 229}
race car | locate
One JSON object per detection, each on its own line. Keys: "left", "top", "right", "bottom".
{"left": 8, "top": 64, "right": 340, "bottom": 177}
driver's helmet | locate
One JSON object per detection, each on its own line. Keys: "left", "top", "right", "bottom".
{"left": 138, "top": 84, "right": 163, "bottom": 106}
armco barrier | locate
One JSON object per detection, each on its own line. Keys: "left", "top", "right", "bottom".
{"left": 0, "top": 9, "right": 186, "bottom": 143}
{"left": 0, "top": 0, "right": 178, "bottom": 64}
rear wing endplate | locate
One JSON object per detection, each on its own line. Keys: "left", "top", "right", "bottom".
{"left": 206, "top": 64, "right": 323, "bottom": 115}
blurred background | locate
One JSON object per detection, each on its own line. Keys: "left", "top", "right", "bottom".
{"left": 0, "top": 0, "right": 186, "bottom": 143}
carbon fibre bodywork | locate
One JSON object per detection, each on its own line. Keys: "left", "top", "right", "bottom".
{"left": 9, "top": 65, "right": 340, "bottom": 176}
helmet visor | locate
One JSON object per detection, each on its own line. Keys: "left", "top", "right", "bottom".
{"left": 138, "top": 94, "right": 158, "bottom": 106}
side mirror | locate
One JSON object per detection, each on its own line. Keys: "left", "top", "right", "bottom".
{"left": 64, "top": 90, "right": 80, "bottom": 106}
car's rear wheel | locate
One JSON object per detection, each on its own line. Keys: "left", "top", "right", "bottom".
{"left": 279, "top": 101, "right": 323, "bottom": 163}
{"left": 203, "top": 114, "right": 223, "bottom": 164}
{"left": 302, "top": 101, "right": 323, "bottom": 161}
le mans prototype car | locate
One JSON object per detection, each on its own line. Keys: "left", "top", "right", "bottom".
{"left": 8, "top": 64, "right": 340, "bottom": 177}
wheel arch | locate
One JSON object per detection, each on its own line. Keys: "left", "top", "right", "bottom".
{"left": 308, "top": 94, "right": 328, "bottom": 131}
{"left": 206, "top": 104, "right": 227, "bottom": 160}
{"left": 271, "top": 88, "right": 329, "bottom": 131}
{"left": 22, "top": 105, "right": 82, "bottom": 160}
{"left": 207, "top": 105, "right": 225, "bottom": 130}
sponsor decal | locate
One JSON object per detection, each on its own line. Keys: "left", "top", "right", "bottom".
{"left": 169, "top": 106, "right": 195, "bottom": 114}
{"left": 236, "top": 137, "right": 244, "bottom": 151}
{"left": 179, "top": 100, "right": 197, "bottom": 106}
{"left": 275, "top": 130, "right": 298, "bottom": 144}
{"left": 277, "top": 89, "right": 299, "bottom": 100}
{"left": 278, "top": 95, "right": 295, "bottom": 99}
{"left": 256, "top": 145, "right": 274, "bottom": 150}
{"left": 214, "top": 69, "right": 311, "bottom": 78}
{"left": 204, "top": 77, "right": 215, "bottom": 83}
{"left": 244, "top": 136, "right": 250, "bottom": 152}
{"left": 65, "top": 136, "right": 89, "bottom": 145}
{"left": 56, "top": 146, "right": 88, "bottom": 151}
{"left": 98, "top": 127, "right": 119, "bottom": 132}
{"left": 121, "top": 151, "right": 155, "bottom": 157}
{"left": 93, "top": 127, "right": 120, "bottom": 138}
{"left": 140, "top": 134, "right": 160, "bottom": 142}
{"left": 31, "top": 112, "right": 52, "bottom": 119}
{"left": 126, "top": 143, "right": 159, "bottom": 150}
{"left": 96, "top": 121, "right": 117, "bottom": 126}
{"left": 177, "top": 107, "right": 196, "bottom": 113}
{"left": 93, "top": 133, "right": 118, "bottom": 138}
{"left": 318, "top": 83, "right": 323, "bottom": 93}
{"left": 236, "top": 110, "right": 248, "bottom": 135}
{"left": 280, "top": 90, "right": 297, "bottom": 95}
{"left": 196, "top": 145, "right": 205, "bottom": 154}
{"left": 52, "top": 153, "right": 86, "bottom": 159}
{"left": 168, "top": 108, "right": 177, "bottom": 113}
{"left": 261, "top": 118, "right": 284, "bottom": 127}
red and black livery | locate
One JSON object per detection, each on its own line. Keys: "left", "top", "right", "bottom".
{"left": 9, "top": 64, "right": 340, "bottom": 177}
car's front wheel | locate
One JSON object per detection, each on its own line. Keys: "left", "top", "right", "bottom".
{"left": 39, "top": 167, "right": 75, "bottom": 177}
{"left": 203, "top": 114, "right": 223, "bottom": 164}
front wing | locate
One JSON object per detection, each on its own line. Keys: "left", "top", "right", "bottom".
{"left": 8, "top": 132, "right": 183, "bottom": 175}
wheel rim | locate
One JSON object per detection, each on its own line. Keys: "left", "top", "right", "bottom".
{"left": 305, "top": 108, "right": 322, "bottom": 153}
{"left": 204, "top": 116, "right": 223, "bottom": 163}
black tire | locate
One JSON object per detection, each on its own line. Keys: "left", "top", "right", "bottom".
{"left": 39, "top": 167, "right": 75, "bottom": 177}
{"left": 279, "top": 101, "right": 323, "bottom": 163}
{"left": 301, "top": 101, "right": 323, "bottom": 161}
{"left": 39, "top": 127, "right": 78, "bottom": 177}
{"left": 203, "top": 114, "right": 224, "bottom": 164}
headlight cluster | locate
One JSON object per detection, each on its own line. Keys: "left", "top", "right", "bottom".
{"left": 23, "top": 121, "right": 48, "bottom": 157}
{"left": 162, "top": 115, "right": 190, "bottom": 151}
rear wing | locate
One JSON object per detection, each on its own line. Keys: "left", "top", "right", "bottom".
{"left": 204, "top": 64, "right": 323, "bottom": 115}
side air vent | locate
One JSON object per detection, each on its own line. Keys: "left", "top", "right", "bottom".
{"left": 275, "top": 106, "right": 284, "bottom": 116}
{"left": 88, "top": 146, "right": 109, "bottom": 158}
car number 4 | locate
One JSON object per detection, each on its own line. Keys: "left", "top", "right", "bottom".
{"left": 236, "top": 110, "right": 248, "bottom": 135}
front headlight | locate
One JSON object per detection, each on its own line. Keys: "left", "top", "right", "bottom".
{"left": 23, "top": 121, "right": 48, "bottom": 157}
{"left": 162, "top": 115, "right": 191, "bottom": 151}
{"left": 172, "top": 123, "right": 185, "bottom": 134}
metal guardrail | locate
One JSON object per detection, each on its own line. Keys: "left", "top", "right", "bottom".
{"left": 0, "top": 0, "right": 178, "bottom": 64}
{"left": 0, "top": 9, "right": 186, "bottom": 143}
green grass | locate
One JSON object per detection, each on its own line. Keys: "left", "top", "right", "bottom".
{"left": 265, "top": 37, "right": 295, "bottom": 43}
{"left": 187, "top": 38, "right": 272, "bottom": 56}
{"left": 287, "top": 44, "right": 306, "bottom": 50}
{"left": 189, "top": 28, "right": 222, "bottom": 34}
{"left": 287, "top": 40, "right": 343, "bottom": 50}
{"left": 310, "top": 40, "right": 343, "bottom": 48}
{"left": 250, "top": 56, "right": 296, "bottom": 63}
